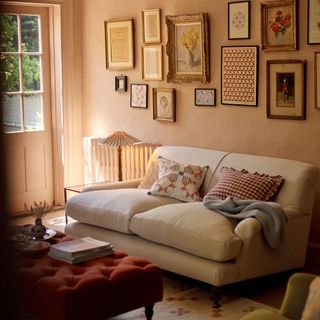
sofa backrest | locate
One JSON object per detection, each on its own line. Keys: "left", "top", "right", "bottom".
{"left": 153, "top": 146, "right": 228, "bottom": 196}
{"left": 153, "top": 146, "right": 319, "bottom": 214}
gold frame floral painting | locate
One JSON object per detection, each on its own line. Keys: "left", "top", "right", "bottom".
{"left": 166, "top": 12, "right": 210, "bottom": 83}
{"left": 261, "top": 0, "right": 298, "bottom": 51}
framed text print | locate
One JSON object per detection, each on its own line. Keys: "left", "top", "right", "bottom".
{"left": 221, "top": 46, "right": 259, "bottom": 106}
{"left": 105, "top": 18, "right": 134, "bottom": 70}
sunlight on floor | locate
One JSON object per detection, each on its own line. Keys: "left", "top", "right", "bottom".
{"left": 8, "top": 209, "right": 75, "bottom": 233}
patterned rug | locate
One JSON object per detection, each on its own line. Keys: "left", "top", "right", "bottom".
{"left": 110, "top": 271, "right": 275, "bottom": 319}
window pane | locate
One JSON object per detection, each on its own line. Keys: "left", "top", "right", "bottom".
{"left": 21, "top": 15, "right": 39, "bottom": 52}
{"left": 0, "top": 54, "right": 19, "bottom": 92}
{"left": 2, "top": 94, "right": 22, "bottom": 133}
{"left": 0, "top": 14, "right": 18, "bottom": 52}
{"left": 24, "top": 93, "right": 43, "bottom": 131}
{"left": 22, "top": 55, "right": 40, "bottom": 91}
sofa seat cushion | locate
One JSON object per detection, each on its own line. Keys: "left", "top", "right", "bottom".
{"left": 130, "top": 202, "right": 242, "bottom": 262}
{"left": 66, "top": 189, "right": 182, "bottom": 234}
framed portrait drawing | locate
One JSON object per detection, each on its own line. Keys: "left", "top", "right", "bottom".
{"left": 142, "top": 8, "right": 161, "bottom": 43}
{"left": 266, "top": 60, "right": 306, "bottom": 120}
{"left": 115, "top": 75, "right": 127, "bottom": 92}
{"left": 228, "top": 1, "right": 250, "bottom": 40}
{"left": 261, "top": 0, "right": 298, "bottom": 51}
{"left": 130, "top": 84, "right": 148, "bottom": 108}
{"left": 194, "top": 89, "right": 216, "bottom": 106}
{"left": 153, "top": 88, "right": 176, "bottom": 122}
{"left": 142, "top": 45, "right": 163, "bottom": 80}
{"left": 314, "top": 52, "right": 320, "bottom": 109}
{"left": 221, "top": 46, "right": 259, "bottom": 106}
{"left": 308, "top": 0, "right": 320, "bottom": 44}
{"left": 166, "top": 12, "right": 210, "bottom": 83}
{"left": 105, "top": 18, "right": 134, "bottom": 70}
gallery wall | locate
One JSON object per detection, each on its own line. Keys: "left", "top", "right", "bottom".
{"left": 79, "top": 0, "right": 320, "bottom": 241}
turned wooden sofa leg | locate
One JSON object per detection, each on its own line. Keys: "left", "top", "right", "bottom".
{"left": 145, "top": 304, "right": 154, "bottom": 320}
{"left": 212, "top": 286, "right": 222, "bottom": 308}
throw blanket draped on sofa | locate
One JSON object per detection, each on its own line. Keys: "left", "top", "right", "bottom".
{"left": 203, "top": 196, "right": 288, "bottom": 249}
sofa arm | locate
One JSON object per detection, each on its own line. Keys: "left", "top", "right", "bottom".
{"left": 81, "top": 178, "right": 142, "bottom": 192}
{"left": 283, "top": 206, "right": 310, "bottom": 220}
{"left": 234, "top": 218, "right": 262, "bottom": 240}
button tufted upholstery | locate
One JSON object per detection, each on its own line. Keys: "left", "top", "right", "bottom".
{"left": 12, "top": 234, "right": 163, "bottom": 320}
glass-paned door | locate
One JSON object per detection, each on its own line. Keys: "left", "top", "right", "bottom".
{"left": 0, "top": 5, "right": 53, "bottom": 213}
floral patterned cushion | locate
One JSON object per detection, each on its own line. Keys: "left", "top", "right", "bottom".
{"left": 148, "top": 157, "right": 208, "bottom": 202}
{"left": 301, "top": 276, "right": 320, "bottom": 320}
{"left": 206, "top": 167, "right": 284, "bottom": 201}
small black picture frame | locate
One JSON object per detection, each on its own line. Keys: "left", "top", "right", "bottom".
{"left": 115, "top": 75, "right": 127, "bottom": 92}
{"left": 194, "top": 88, "right": 216, "bottom": 106}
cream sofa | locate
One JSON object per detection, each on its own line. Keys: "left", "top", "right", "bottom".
{"left": 65, "top": 146, "right": 318, "bottom": 304}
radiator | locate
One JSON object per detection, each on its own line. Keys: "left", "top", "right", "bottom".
{"left": 83, "top": 137, "right": 159, "bottom": 183}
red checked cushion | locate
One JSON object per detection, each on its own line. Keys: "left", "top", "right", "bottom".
{"left": 206, "top": 167, "right": 284, "bottom": 201}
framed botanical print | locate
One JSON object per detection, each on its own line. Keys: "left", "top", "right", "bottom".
{"left": 105, "top": 18, "right": 134, "bottom": 70}
{"left": 142, "top": 45, "right": 163, "bottom": 80}
{"left": 314, "top": 52, "right": 320, "bottom": 109}
{"left": 266, "top": 60, "right": 306, "bottom": 120}
{"left": 166, "top": 12, "right": 210, "bottom": 83}
{"left": 194, "top": 89, "right": 216, "bottom": 106}
{"left": 130, "top": 84, "right": 148, "bottom": 108}
{"left": 228, "top": 1, "right": 250, "bottom": 40}
{"left": 308, "top": 0, "right": 320, "bottom": 44}
{"left": 221, "top": 46, "right": 259, "bottom": 106}
{"left": 142, "top": 8, "right": 161, "bottom": 43}
{"left": 261, "top": 0, "right": 298, "bottom": 51}
{"left": 153, "top": 88, "right": 176, "bottom": 122}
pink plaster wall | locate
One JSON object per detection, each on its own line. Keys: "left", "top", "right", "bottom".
{"left": 80, "top": 0, "right": 320, "bottom": 241}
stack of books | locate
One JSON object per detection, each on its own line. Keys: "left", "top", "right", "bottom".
{"left": 48, "top": 237, "right": 114, "bottom": 264}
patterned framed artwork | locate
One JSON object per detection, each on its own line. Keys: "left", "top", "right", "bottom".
{"left": 194, "top": 89, "right": 216, "bottom": 106}
{"left": 308, "top": 0, "right": 320, "bottom": 44}
{"left": 266, "top": 60, "right": 306, "bottom": 120}
{"left": 130, "top": 84, "right": 148, "bottom": 108}
{"left": 221, "top": 46, "right": 259, "bottom": 106}
{"left": 228, "top": 1, "right": 250, "bottom": 40}
{"left": 261, "top": 0, "right": 298, "bottom": 51}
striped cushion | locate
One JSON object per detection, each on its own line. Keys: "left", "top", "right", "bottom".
{"left": 206, "top": 167, "right": 284, "bottom": 201}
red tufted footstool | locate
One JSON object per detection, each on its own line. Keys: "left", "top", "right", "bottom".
{"left": 12, "top": 234, "right": 163, "bottom": 320}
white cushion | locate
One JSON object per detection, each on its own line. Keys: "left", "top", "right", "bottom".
{"left": 130, "top": 202, "right": 242, "bottom": 262}
{"left": 66, "top": 189, "right": 181, "bottom": 234}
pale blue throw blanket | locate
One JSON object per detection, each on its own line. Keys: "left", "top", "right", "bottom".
{"left": 203, "top": 196, "right": 288, "bottom": 249}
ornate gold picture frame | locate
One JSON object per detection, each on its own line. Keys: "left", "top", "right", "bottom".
{"left": 261, "top": 0, "right": 298, "bottom": 51}
{"left": 166, "top": 12, "right": 210, "bottom": 83}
